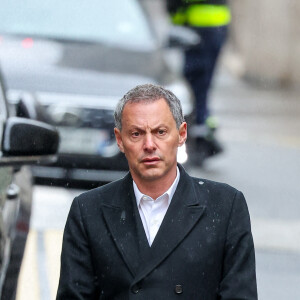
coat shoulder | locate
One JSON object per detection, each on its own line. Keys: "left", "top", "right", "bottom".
{"left": 74, "top": 175, "right": 128, "bottom": 207}
{"left": 189, "top": 175, "right": 244, "bottom": 209}
{"left": 188, "top": 175, "right": 250, "bottom": 228}
{"left": 191, "top": 176, "right": 240, "bottom": 195}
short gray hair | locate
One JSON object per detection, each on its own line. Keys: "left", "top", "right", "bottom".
{"left": 114, "top": 84, "right": 185, "bottom": 130}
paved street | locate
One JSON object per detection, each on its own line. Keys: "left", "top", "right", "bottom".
{"left": 16, "top": 187, "right": 78, "bottom": 300}
{"left": 16, "top": 68, "right": 300, "bottom": 299}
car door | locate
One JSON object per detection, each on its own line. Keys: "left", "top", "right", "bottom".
{"left": 0, "top": 72, "right": 19, "bottom": 294}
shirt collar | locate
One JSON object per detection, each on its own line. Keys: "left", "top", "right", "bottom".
{"left": 133, "top": 166, "right": 180, "bottom": 206}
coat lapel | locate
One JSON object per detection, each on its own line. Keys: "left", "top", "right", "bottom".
{"left": 133, "top": 166, "right": 206, "bottom": 284}
{"left": 101, "top": 173, "right": 147, "bottom": 277}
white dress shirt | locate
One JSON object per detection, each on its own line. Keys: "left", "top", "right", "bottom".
{"left": 133, "top": 167, "right": 180, "bottom": 246}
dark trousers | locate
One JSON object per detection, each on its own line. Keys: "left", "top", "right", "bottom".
{"left": 184, "top": 26, "right": 228, "bottom": 125}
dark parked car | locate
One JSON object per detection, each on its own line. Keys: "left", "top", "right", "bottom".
{"left": 0, "top": 70, "right": 59, "bottom": 299}
{"left": 0, "top": 0, "right": 194, "bottom": 186}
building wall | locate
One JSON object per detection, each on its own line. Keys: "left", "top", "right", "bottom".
{"left": 229, "top": 0, "right": 300, "bottom": 86}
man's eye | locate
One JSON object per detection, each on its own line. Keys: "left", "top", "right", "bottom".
{"left": 158, "top": 130, "right": 166, "bottom": 135}
{"left": 132, "top": 132, "right": 140, "bottom": 137}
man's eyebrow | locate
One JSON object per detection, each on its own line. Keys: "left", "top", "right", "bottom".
{"left": 128, "top": 125, "right": 144, "bottom": 131}
{"left": 152, "top": 124, "right": 168, "bottom": 130}
{"left": 128, "top": 124, "right": 168, "bottom": 130}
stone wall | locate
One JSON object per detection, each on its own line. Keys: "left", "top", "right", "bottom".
{"left": 229, "top": 0, "right": 300, "bottom": 86}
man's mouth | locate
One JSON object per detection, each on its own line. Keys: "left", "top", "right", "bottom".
{"left": 141, "top": 157, "right": 161, "bottom": 164}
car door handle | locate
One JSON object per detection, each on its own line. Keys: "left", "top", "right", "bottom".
{"left": 6, "top": 184, "right": 20, "bottom": 200}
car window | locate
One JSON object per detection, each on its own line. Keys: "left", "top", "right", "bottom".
{"left": 0, "top": 0, "right": 155, "bottom": 50}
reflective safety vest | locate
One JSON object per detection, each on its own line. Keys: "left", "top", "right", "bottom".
{"left": 171, "top": 1, "right": 231, "bottom": 27}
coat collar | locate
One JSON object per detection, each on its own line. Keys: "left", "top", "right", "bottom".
{"left": 101, "top": 164, "right": 207, "bottom": 281}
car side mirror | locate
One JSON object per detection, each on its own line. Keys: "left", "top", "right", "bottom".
{"left": 166, "top": 25, "right": 201, "bottom": 49}
{"left": 2, "top": 117, "right": 59, "bottom": 156}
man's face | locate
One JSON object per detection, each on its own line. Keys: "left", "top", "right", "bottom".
{"left": 114, "top": 98, "right": 187, "bottom": 184}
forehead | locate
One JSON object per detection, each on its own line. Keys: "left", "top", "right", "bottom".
{"left": 122, "top": 98, "right": 175, "bottom": 126}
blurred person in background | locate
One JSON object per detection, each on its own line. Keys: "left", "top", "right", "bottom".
{"left": 166, "top": 0, "right": 231, "bottom": 165}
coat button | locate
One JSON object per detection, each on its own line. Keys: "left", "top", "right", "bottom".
{"left": 175, "top": 284, "right": 183, "bottom": 294}
{"left": 131, "top": 284, "right": 140, "bottom": 294}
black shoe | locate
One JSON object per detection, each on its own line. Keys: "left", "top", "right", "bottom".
{"left": 195, "top": 136, "right": 223, "bottom": 163}
{"left": 198, "top": 136, "right": 223, "bottom": 157}
{"left": 188, "top": 135, "right": 223, "bottom": 166}
{"left": 188, "top": 117, "right": 224, "bottom": 166}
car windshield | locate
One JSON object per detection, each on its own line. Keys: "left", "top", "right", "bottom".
{"left": 0, "top": 0, "right": 155, "bottom": 50}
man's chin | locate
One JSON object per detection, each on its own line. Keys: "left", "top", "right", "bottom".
{"left": 132, "top": 164, "right": 165, "bottom": 181}
{"left": 140, "top": 169, "right": 162, "bottom": 181}
{"left": 130, "top": 162, "right": 175, "bottom": 182}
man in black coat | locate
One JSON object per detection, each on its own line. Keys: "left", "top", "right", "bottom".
{"left": 57, "top": 84, "right": 257, "bottom": 299}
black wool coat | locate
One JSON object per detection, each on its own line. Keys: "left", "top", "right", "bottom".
{"left": 56, "top": 165, "right": 257, "bottom": 300}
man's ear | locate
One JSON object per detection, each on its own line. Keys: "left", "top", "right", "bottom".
{"left": 178, "top": 122, "right": 187, "bottom": 146}
{"left": 114, "top": 128, "right": 124, "bottom": 153}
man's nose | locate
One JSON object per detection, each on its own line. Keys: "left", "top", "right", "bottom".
{"left": 143, "top": 133, "right": 156, "bottom": 151}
